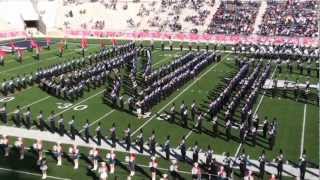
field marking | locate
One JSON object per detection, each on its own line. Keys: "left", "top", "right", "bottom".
{"left": 79, "top": 109, "right": 116, "bottom": 133}
{"left": 53, "top": 89, "right": 105, "bottom": 117}
{"left": 131, "top": 54, "right": 229, "bottom": 136}
{"left": 0, "top": 167, "right": 71, "bottom": 180}
{"left": 8, "top": 96, "right": 51, "bottom": 115}
{"left": 152, "top": 54, "right": 176, "bottom": 68}
{"left": 300, "top": 104, "right": 307, "bottom": 156}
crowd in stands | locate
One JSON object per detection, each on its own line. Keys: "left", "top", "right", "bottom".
{"left": 59, "top": 0, "right": 318, "bottom": 38}
{"left": 259, "top": 0, "right": 318, "bottom": 37}
{"left": 207, "top": 1, "right": 259, "bottom": 35}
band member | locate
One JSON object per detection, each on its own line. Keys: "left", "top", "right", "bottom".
{"left": 192, "top": 141, "right": 200, "bottom": 163}
{"left": 96, "top": 122, "right": 102, "bottom": 145}
{"left": 110, "top": 123, "right": 117, "bottom": 148}
{"left": 38, "top": 111, "right": 45, "bottom": 131}
{"left": 225, "top": 120, "right": 231, "bottom": 141}
{"left": 223, "top": 152, "right": 232, "bottom": 177}
{"left": 179, "top": 136, "right": 186, "bottom": 161}
{"left": 0, "top": 135, "right": 9, "bottom": 157}
{"left": 258, "top": 150, "right": 266, "bottom": 178}
{"left": 14, "top": 137, "right": 25, "bottom": 159}
{"left": 299, "top": 150, "right": 307, "bottom": 180}
{"left": 0, "top": 103, "right": 7, "bottom": 124}
{"left": 33, "top": 139, "right": 44, "bottom": 164}
{"left": 40, "top": 158, "right": 48, "bottom": 179}
{"left": 205, "top": 145, "right": 213, "bottom": 166}
{"left": 124, "top": 124, "right": 131, "bottom": 151}
{"left": 276, "top": 150, "right": 284, "bottom": 179}
{"left": 98, "top": 162, "right": 108, "bottom": 180}
{"left": 89, "top": 146, "right": 99, "bottom": 171}
{"left": 23, "top": 107, "right": 32, "bottom": 129}
{"left": 69, "top": 115, "right": 76, "bottom": 140}
{"left": 52, "top": 142, "right": 63, "bottom": 166}
{"left": 191, "top": 162, "right": 201, "bottom": 180}
{"left": 136, "top": 129, "right": 144, "bottom": 153}
{"left": 212, "top": 116, "right": 219, "bottom": 136}
{"left": 106, "top": 148, "right": 116, "bottom": 174}
{"left": 149, "top": 156, "right": 158, "bottom": 180}
{"left": 191, "top": 100, "right": 197, "bottom": 121}
{"left": 58, "top": 114, "right": 65, "bottom": 136}
{"left": 67, "top": 144, "right": 79, "bottom": 169}
{"left": 83, "top": 119, "right": 90, "bottom": 143}
{"left": 161, "top": 41, "right": 164, "bottom": 51}
{"left": 238, "top": 149, "right": 247, "bottom": 178}
{"left": 13, "top": 105, "right": 22, "bottom": 127}
{"left": 149, "top": 130, "right": 156, "bottom": 155}
{"left": 163, "top": 135, "right": 170, "bottom": 160}
{"left": 169, "top": 103, "right": 176, "bottom": 123}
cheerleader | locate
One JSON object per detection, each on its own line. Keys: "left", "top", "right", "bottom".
{"left": 149, "top": 156, "right": 158, "bottom": 180}
{"left": 169, "top": 159, "right": 178, "bottom": 179}
{"left": 127, "top": 152, "right": 136, "bottom": 177}
{"left": 218, "top": 166, "right": 226, "bottom": 178}
{"left": 89, "top": 146, "right": 99, "bottom": 171}
{"left": 160, "top": 174, "right": 168, "bottom": 180}
{"left": 69, "top": 144, "right": 80, "bottom": 169}
{"left": 98, "top": 162, "right": 108, "bottom": 180}
{"left": 0, "top": 135, "right": 9, "bottom": 157}
{"left": 244, "top": 170, "right": 254, "bottom": 180}
{"left": 40, "top": 158, "right": 48, "bottom": 179}
{"left": 52, "top": 142, "right": 63, "bottom": 166}
{"left": 33, "top": 139, "right": 44, "bottom": 164}
{"left": 191, "top": 162, "right": 201, "bottom": 180}
{"left": 106, "top": 148, "right": 116, "bottom": 174}
{"left": 14, "top": 137, "right": 24, "bottom": 159}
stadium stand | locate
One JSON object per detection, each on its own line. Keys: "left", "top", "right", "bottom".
{"left": 258, "top": 0, "right": 318, "bottom": 37}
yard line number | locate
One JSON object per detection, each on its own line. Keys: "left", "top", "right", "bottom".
{"left": 56, "top": 103, "right": 88, "bottom": 111}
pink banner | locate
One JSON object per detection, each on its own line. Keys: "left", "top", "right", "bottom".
{"left": 65, "top": 30, "right": 318, "bottom": 47}
{"left": 0, "top": 31, "right": 27, "bottom": 40}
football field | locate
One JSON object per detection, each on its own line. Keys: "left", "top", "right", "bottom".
{"left": 0, "top": 39, "right": 318, "bottom": 180}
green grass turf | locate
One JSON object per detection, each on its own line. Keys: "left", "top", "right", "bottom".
{"left": 0, "top": 39, "right": 318, "bottom": 179}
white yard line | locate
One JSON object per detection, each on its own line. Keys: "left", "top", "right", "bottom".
{"left": 8, "top": 96, "right": 51, "bottom": 115}
{"left": 131, "top": 54, "right": 229, "bottom": 136}
{"left": 79, "top": 109, "right": 116, "bottom": 133}
{"left": 0, "top": 167, "right": 71, "bottom": 180}
{"left": 300, "top": 104, "right": 307, "bottom": 156}
{"left": 153, "top": 56, "right": 172, "bottom": 67}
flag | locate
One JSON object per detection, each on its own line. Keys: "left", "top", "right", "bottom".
{"left": 0, "top": 51, "right": 6, "bottom": 58}
{"left": 10, "top": 40, "right": 16, "bottom": 51}
{"left": 46, "top": 37, "right": 51, "bottom": 46}
{"left": 30, "top": 39, "right": 38, "bottom": 48}
{"left": 100, "top": 39, "right": 105, "bottom": 49}
{"left": 81, "top": 38, "right": 88, "bottom": 48}
{"left": 35, "top": 44, "right": 41, "bottom": 54}
{"left": 111, "top": 38, "right": 117, "bottom": 46}
{"left": 17, "top": 49, "right": 23, "bottom": 60}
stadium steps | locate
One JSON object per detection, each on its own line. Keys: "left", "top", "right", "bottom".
{"left": 0, "top": 125, "right": 318, "bottom": 179}
{"left": 201, "top": 0, "right": 221, "bottom": 33}
{"left": 252, "top": 0, "right": 268, "bottom": 34}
